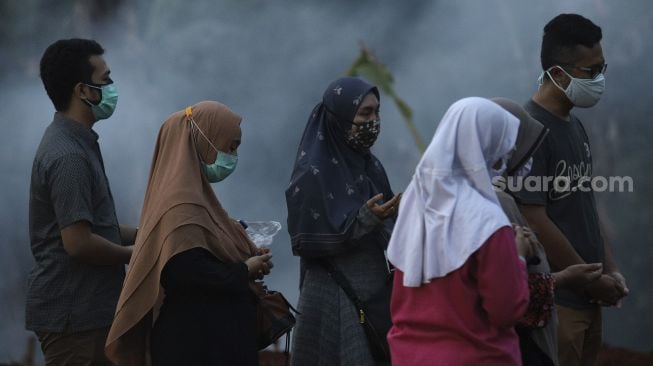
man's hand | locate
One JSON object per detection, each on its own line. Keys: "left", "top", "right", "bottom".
{"left": 553, "top": 263, "right": 603, "bottom": 289}
{"left": 367, "top": 193, "right": 402, "bottom": 220}
{"left": 607, "top": 271, "right": 629, "bottom": 308}
{"left": 584, "top": 274, "right": 623, "bottom": 306}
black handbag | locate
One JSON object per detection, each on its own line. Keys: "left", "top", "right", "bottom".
{"left": 320, "top": 260, "right": 393, "bottom": 362}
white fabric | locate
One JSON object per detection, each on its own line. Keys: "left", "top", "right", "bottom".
{"left": 387, "top": 97, "right": 520, "bottom": 287}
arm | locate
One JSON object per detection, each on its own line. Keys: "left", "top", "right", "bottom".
{"left": 511, "top": 142, "right": 584, "bottom": 268}
{"left": 600, "top": 222, "right": 624, "bottom": 284}
{"left": 605, "top": 255, "right": 628, "bottom": 306}
{"left": 350, "top": 203, "right": 383, "bottom": 239}
{"left": 498, "top": 197, "right": 599, "bottom": 289}
{"left": 518, "top": 272, "right": 555, "bottom": 329}
{"left": 162, "top": 248, "right": 251, "bottom": 294}
{"left": 61, "top": 221, "right": 132, "bottom": 265}
{"left": 519, "top": 205, "right": 585, "bottom": 269}
{"left": 603, "top": 240, "right": 619, "bottom": 275}
{"left": 49, "top": 154, "right": 131, "bottom": 265}
{"left": 120, "top": 225, "right": 138, "bottom": 245}
{"left": 350, "top": 192, "right": 402, "bottom": 240}
{"left": 599, "top": 221, "right": 629, "bottom": 304}
{"left": 520, "top": 205, "right": 621, "bottom": 304}
{"left": 476, "top": 227, "right": 529, "bottom": 327}
{"left": 550, "top": 263, "right": 602, "bottom": 289}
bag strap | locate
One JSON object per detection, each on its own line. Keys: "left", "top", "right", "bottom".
{"left": 284, "top": 329, "right": 291, "bottom": 366}
{"left": 252, "top": 281, "right": 301, "bottom": 315}
{"left": 319, "top": 259, "right": 369, "bottom": 324}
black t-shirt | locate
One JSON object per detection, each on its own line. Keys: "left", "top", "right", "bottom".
{"left": 514, "top": 100, "right": 604, "bottom": 309}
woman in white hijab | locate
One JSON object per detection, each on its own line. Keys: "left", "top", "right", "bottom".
{"left": 387, "top": 97, "right": 531, "bottom": 366}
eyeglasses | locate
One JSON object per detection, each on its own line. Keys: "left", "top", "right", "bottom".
{"left": 562, "top": 63, "right": 608, "bottom": 79}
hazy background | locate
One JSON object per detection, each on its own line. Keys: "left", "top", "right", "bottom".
{"left": 1, "top": 0, "right": 651, "bottom": 361}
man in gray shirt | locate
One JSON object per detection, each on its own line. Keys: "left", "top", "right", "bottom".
{"left": 516, "top": 15, "right": 627, "bottom": 366}
{"left": 27, "top": 38, "right": 136, "bottom": 365}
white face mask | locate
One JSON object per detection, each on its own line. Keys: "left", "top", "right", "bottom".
{"left": 538, "top": 66, "right": 605, "bottom": 108}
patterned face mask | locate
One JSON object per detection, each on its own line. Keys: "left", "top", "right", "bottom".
{"left": 346, "top": 119, "right": 380, "bottom": 150}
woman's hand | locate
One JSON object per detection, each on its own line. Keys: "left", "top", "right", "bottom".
{"left": 513, "top": 224, "right": 535, "bottom": 259}
{"left": 367, "top": 193, "right": 402, "bottom": 220}
{"left": 513, "top": 224, "right": 529, "bottom": 258}
{"left": 256, "top": 247, "right": 271, "bottom": 256}
{"left": 245, "top": 253, "right": 273, "bottom": 280}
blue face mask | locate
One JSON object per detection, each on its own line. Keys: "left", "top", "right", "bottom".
{"left": 83, "top": 81, "right": 118, "bottom": 120}
{"left": 186, "top": 106, "right": 239, "bottom": 183}
{"left": 202, "top": 151, "right": 238, "bottom": 183}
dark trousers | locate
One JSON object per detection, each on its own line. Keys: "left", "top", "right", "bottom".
{"left": 518, "top": 327, "right": 556, "bottom": 366}
{"left": 36, "top": 327, "right": 113, "bottom": 366}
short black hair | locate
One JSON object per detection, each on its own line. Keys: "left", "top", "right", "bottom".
{"left": 540, "top": 14, "right": 602, "bottom": 71}
{"left": 39, "top": 39, "right": 105, "bottom": 111}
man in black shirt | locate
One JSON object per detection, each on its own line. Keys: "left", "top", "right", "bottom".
{"left": 27, "top": 39, "right": 136, "bottom": 365}
{"left": 516, "top": 14, "right": 628, "bottom": 366}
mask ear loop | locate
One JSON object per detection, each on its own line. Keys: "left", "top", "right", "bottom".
{"left": 539, "top": 66, "right": 572, "bottom": 93}
{"left": 185, "top": 106, "right": 220, "bottom": 154}
{"left": 80, "top": 83, "right": 101, "bottom": 106}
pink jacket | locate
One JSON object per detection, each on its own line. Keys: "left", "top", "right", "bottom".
{"left": 388, "top": 226, "right": 529, "bottom": 366}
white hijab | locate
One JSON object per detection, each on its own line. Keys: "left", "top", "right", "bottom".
{"left": 388, "top": 97, "right": 520, "bottom": 287}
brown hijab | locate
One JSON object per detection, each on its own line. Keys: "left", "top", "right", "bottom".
{"left": 105, "top": 101, "right": 257, "bottom": 365}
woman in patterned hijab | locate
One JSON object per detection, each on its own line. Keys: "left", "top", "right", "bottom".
{"left": 286, "top": 76, "right": 400, "bottom": 365}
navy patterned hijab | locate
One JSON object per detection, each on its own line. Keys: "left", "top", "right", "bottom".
{"left": 286, "top": 77, "right": 394, "bottom": 258}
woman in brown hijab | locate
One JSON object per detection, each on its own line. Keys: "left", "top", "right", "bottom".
{"left": 105, "top": 101, "right": 273, "bottom": 365}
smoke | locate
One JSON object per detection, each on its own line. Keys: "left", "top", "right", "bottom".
{"left": 1, "top": 0, "right": 651, "bottom": 361}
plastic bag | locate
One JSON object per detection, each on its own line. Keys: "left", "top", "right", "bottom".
{"left": 245, "top": 221, "right": 282, "bottom": 247}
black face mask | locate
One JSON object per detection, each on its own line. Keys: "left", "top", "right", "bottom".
{"left": 346, "top": 119, "right": 381, "bottom": 150}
